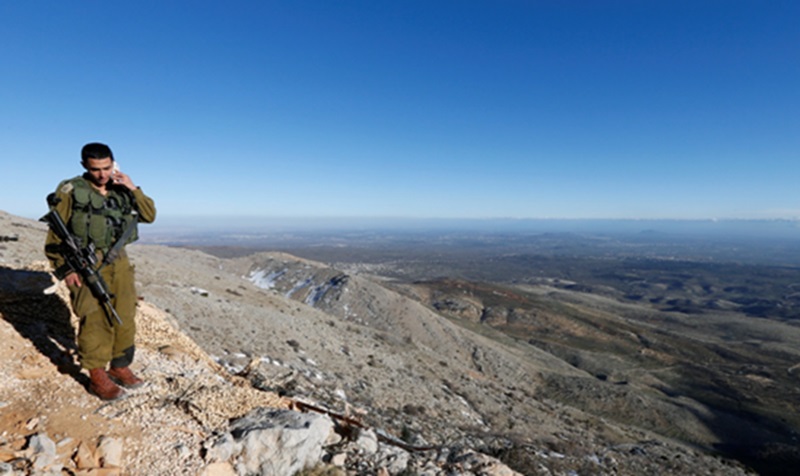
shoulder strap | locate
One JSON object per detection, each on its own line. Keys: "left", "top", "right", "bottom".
{"left": 101, "top": 211, "right": 139, "bottom": 267}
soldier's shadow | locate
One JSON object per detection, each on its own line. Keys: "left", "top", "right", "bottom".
{"left": 0, "top": 266, "right": 89, "bottom": 388}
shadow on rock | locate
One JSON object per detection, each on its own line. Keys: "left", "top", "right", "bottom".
{"left": 0, "top": 266, "right": 88, "bottom": 388}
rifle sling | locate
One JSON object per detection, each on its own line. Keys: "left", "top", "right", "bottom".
{"left": 101, "top": 213, "right": 138, "bottom": 268}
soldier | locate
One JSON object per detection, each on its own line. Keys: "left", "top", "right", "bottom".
{"left": 44, "top": 142, "right": 156, "bottom": 400}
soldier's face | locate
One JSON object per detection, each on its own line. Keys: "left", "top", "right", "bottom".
{"left": 83, "top": 157, "right": 114, "bottom": 188}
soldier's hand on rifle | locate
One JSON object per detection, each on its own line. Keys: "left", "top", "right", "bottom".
{"left": 64, "top": 272, "right": 82, "bottom": 288}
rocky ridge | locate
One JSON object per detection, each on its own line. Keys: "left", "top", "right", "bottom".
{"left": 0, "top": 210, "right": 753, "bottom": 475}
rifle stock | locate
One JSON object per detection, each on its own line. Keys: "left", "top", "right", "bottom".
{"left": 41, "top": 209, "right": 123, "bottom": 326}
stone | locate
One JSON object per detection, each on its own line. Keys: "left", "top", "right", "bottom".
{"left": 376, "top": 446, "right": 410, "bottom": 474}
{"left": 207, "top": 408, "right": 335, "bottom": 476}
{"left": 27, "top": 433, "right": 58, "bottom": 471}
{"left": 449, "top": 447, "right": 523, "bottom": 476}
{"left": 355, "top": 428, "right": 379, "bottom": 455}
{"left": 74, "top": 441, "right": 97, "bottom": 469}
{"left": 330, "top": 452, "right": 347, "bottom": 466}
{"left": 199, "top": 461, "right": 238, "bottom": 476}
{"left": 97, "top": 436, "right": 123, "bottom": 467}
{"left": 0, "top": 463, "right": 13, "bottom": 476}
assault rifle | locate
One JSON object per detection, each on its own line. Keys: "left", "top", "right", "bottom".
{"left": 41, "top": 207, "right": 123, "bottom": 326}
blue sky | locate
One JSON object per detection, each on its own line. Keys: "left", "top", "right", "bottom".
{"left": 1, "top": 0, "right": 798, "bottom": 222}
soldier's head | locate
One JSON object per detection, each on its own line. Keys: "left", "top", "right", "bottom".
{"left": 81, "top": 142, "right": 114, "bottom": 165}
{"left": 81, "top": 142, "right": 115, "bottom": 188}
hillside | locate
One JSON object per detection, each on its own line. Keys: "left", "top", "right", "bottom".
{"left": 0, "top": 210, "right": 757, "bottom": 475}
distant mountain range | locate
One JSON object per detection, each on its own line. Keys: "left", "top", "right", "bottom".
{"left": 142, "top": 216, "right": 800, "bottom": 239}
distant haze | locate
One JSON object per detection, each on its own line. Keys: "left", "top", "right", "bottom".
{"left": 147, "top": 216, "right": 800, "bottom": 239}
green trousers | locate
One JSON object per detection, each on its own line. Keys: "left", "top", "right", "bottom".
{"left": 68, "top": 253, "right": 137, "bottom": 370}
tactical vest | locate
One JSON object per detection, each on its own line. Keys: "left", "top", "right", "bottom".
{"left": 64, "top": 176, "right": 139, "bottom": 251}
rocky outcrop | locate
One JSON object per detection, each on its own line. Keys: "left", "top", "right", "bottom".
{"left": 204, "top": 409, "right": 336, "bottom": 476}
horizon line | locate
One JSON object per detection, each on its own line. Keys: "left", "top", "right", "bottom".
{"left": 5, "top": 209, "right": 800, "bottom": 223}
{"left": 151, "top": 214, "right": 800, "bottom": 222}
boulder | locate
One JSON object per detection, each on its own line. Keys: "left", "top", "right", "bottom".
{"left": 205, "top": 408, "right": 335, "bottom": 475}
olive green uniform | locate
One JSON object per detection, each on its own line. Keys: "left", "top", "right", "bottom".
{"left": 44, "top": 175, "right": 156, "bottom": 370}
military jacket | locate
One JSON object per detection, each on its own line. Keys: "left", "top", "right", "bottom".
{"left": 44, "top": 175, "right": 156, "bottom": 278}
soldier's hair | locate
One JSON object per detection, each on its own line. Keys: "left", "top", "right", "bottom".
{"left": 81, "top": 142, "right": 114, "bottom": 163}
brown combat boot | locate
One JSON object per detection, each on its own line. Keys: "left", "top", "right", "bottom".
{"left": 107, "top": 366, "right": 144, "bottom": 389}
{"left": 89, "top": 368, "right": 125, "bottom": 400}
